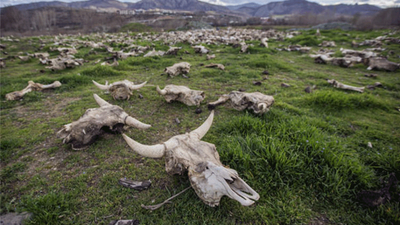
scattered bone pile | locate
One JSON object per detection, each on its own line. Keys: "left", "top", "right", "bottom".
{"left": 2, "top": 27, "right": 399, "bottom": 210}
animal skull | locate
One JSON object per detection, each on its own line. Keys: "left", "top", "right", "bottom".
{"left": 57, "top": 94, "right": 151, "bottom": 150}
{"left": 164, "top": 62, "right": 191, "bottom": 77}
{"left": 156, "top": 85, "right": 205, "bottom": 106}
{"left": 92, "top": 80, "right": 147, "bottom": 100}
{"left": 122, "top": 111, "right": 260, "bottom": 207}
{"left": 208, "top": 91, "right": 274, "bottom": 114}
{"left": 367, "top": 57, "right": 399, "bottom": 72}
{"left": 6, "top": 80, "right": 61, "bottom": 101}
{"left": 193, "top": 45, "right": 209, "bottom": 54}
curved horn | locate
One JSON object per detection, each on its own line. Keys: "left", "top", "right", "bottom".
{"left": 156, "top": 85, "right": 167, "bottom": 95}
{"left": 129, "top": 81, "right": 147, "bottom": 90}
{"left": 125, "top": 116, "right": 151, "bottom": 129}
{"left": 190, "top": 110, "right": 214, "bottom": 140}
{"left": 122, "top": 133, "right": 165, "bottom": 158}
{"left": 92, "top": 80, "right": 110, "bottom": 90}
{"left": 93, "top": 94, "right": 111, "bottom": 107}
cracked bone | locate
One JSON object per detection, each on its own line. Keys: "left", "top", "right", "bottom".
{"left": 164, "top": 62, "right": 191, "bottom": 77}
{"left": 156, "top": 85, "right": 205, "bottom": 106}
{"left": 92, "top": 80, "right": 147, "bottom": 100}
{"left": 57, "top": 94, "right": 150, "bottom": 150}
{"left": 208, "top": 91, "right": 274, "bottom": 114}
{"left": 6, "top": 80, "right": 61, "bottom": 101}
{"left": 122, "top": 111, "right": 260, "bottom": 207}
{"left": 327, "top": 79, "right": 365, "bottom": 93}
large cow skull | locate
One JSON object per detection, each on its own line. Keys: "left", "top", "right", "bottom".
{"left": 156, "top": 85, "right": 205, "bottom": 106}
{"left": 57, "top": 94, "right": 151, "bottom": 150}
{"left": 122, "top": 111, "right": 260, "bottom": 207}
{"left": 208, "top": 91, "right": 274, "bottom": 114}
{"left": 92, "top": 80, "right": 147, "bottom": 100}
{"left": 164, "top": 62, "right": 191, "bottom": 77}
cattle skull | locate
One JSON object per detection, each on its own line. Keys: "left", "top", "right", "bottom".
{"left": 6, "top": 80, "right": 61, "bottom": 101}
{"left": 57, "top": 94, "right": 151, "bottom": 150}
{"left": 122, "top": 111, "right": 260, "bottom": 207}
{"left": 156, "top": 85, "right": 205, "bottom": 106}
{"left": 164, "top": 62, "right": 191, "bottom": 77}
{"left": 208, "top": 91, "right": 274, "bottom": 114}
{"left": 92, "top": 80, "right": 147, "bottom": 100}
{"left": 367, "top": 57, "right": 399, "bottom": 72}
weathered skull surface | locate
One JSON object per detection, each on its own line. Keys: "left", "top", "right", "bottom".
{"left": 164, "top": 62, "right": 191, "bottom": 77}
{"left": 57, "top": 94, "right": 151, "bottom": 150}
{"left": 367, "top": 57, "right": 399, "bottom": 72}
{"left": 208, "top": 91, "right": 274, "bottom": 114}
{"left": 122, "top": 111, "right": 259, "bottom": 207}
{"left": 156, "top": 85, "right": 205, "bottom": 106}
{"left": 92, "top": 80, "right": 147, "bottom": 100}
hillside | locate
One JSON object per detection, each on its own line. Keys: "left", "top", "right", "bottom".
{"left": 7, "top": 0, "right": 382, "bottom": 17}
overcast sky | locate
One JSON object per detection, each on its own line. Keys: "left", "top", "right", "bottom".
{"left": 1, "top": 0, "right": 399, "bottom": 8}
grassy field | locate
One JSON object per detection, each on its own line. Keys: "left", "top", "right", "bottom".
{"left": 1, "top": 28, "right": 400, "bottom": 224}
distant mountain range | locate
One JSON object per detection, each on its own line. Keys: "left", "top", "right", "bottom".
{"left": 7, "top": 0, "right": 382, "bottom": 17}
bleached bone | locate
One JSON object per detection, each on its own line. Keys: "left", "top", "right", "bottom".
{"left": 164, "top": 62, "right": 191, "bottom": 77}
{"left": 6, "top": 81, "right": 61, "bottom": 101}
{"left": 45, "top": 57, "right": 83, "bottom": 71}
{"left": 144, "top": 49, "right": 165, "bottom": 57}
{"left": 165, "top": 46, "right": 181, "bottom": 55}
{"left": 122, "top": 111, "right": 260, "bottom": 207}
{"left": 208, "top": 91, "right": 274, "bottom": 114}
{"left": 206, "top": 54, "right": 215, "bottom": 60}
{"left": 57, "top": 94, "right": 150, "bottom": 150}
{"left": 205, "top": 63, "right": 225, "bottom": 70}
{"left": 261, "top": 38, "right": 269, "bottom": 48}
{"left": 92, "top": 80, "right": 147, "bottom": 100}
{"left": 367, "top": 57, "right": 399, "bottom": 72}
{"left": 193, "top": 45, "right": 209, "bottom": 54}
{"left": 327, "top": 79, "right": 365, "bottom": 93}
{"left": 18, "top": 56, "right": 30, "bottom": 61}
{"left": 240, "top": 42, "right": 248, "bottom": 53}
{"left": 156, "top": 85, "right": 205, "bottom": 106}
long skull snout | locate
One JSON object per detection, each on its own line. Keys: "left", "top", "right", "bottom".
{"left": 189, "top": 162, "right": 259, "bottom": 207}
